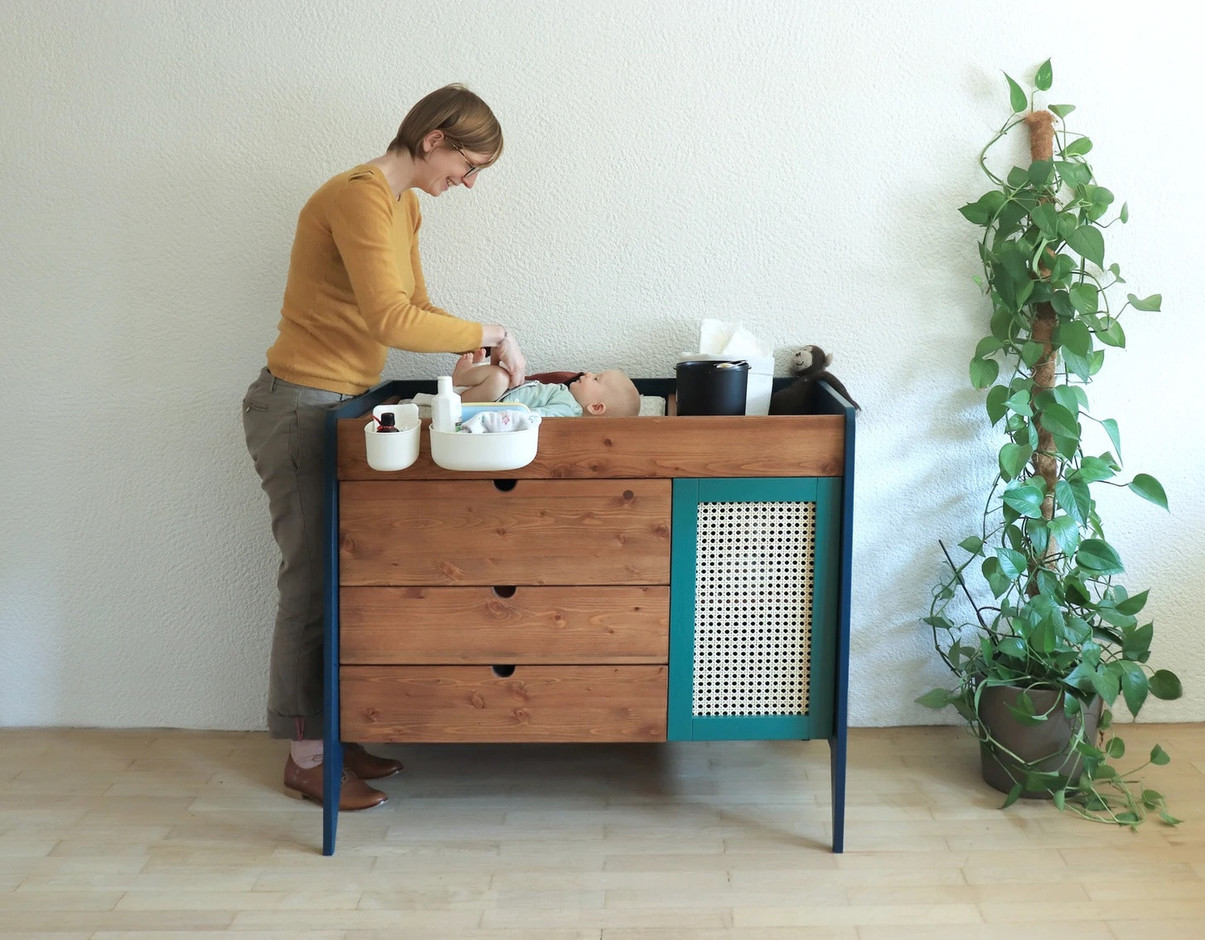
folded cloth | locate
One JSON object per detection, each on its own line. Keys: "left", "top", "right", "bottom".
{"left": 459, "top": 410, "right": 540, "bottom": 434}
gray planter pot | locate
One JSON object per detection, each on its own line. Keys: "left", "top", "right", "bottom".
{"left": 977, "top": 684, "right": 1103, "bottom": 798}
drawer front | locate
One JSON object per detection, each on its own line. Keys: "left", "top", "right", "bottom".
{"left": 341, "top": 585, "right": 669, "bottom": 665}
{"left": 341, "top": 665, "right": 667, "bottom": 743}
{"left": 339, "top": 479, "right": 672, "bottom": 586}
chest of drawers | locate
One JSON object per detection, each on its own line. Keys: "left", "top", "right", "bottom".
{"left": 321, "top": 377, "right": 855, "bottom": 855}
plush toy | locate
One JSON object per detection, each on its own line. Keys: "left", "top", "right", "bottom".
{"left": 768, "top": 345, "right": 860, "bottom": 414}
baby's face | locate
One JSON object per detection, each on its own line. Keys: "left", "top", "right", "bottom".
{"left": 569, "top": 371, "right": 636, "bottom": 415}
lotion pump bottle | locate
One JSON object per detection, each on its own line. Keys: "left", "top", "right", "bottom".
{"left": 432, "top": 375, "right": 461, "bottom": 432}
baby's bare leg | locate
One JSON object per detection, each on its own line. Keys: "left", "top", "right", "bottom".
{"left": 452, "top": 351, "right": 510, "bottom": 402}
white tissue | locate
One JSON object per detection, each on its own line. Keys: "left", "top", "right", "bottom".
{"left": 459, "top": 410, "right": 541, "bottom": 434}
{"left": 684, "top": 319, "right": 775, "bottom": 416}
{"left": 697, "top": 318, "right": 773, "bottom": 359}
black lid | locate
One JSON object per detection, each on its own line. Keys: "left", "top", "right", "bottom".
{"left": 379, "top": 411, "right": 396, "bottom": 426}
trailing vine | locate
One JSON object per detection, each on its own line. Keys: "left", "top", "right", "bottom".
{"left": 919, "top": 60, "right": 1181, "bottom": 827}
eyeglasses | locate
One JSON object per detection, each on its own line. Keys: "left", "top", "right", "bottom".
{"left": 450, "top": 143, "right": 484, "bottom": 180}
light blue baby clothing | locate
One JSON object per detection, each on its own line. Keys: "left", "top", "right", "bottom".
{"left": 499, "top": 381, "right": 583, "bottom": 417}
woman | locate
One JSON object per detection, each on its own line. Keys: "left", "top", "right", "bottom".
{"left": 242, "top": 84, "right": 525, "bottom": 810}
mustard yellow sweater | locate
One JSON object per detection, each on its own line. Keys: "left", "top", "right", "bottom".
{"left": 265, "top": 164, "right": 483, "bottom": 395}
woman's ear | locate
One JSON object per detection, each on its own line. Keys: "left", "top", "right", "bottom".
{"left": 421, "top": 130, "right": 444, "bottom": 154}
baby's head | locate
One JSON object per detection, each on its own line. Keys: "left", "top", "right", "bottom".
{"left": 569, "top": 370, "right": 640, "bottom": 417}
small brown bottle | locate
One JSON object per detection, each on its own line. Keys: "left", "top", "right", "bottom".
{"left": 376, "top": 412, "right": 401, "bottom": 432}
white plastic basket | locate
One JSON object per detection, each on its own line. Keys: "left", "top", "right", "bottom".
{"left": 429, "top": 403, "right": 540, "bottom": 471}
{"left": 363, "top": 403, "right": 420, "bottom": 471}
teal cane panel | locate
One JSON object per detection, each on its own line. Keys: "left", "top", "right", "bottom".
{"left": 668, "top": 477, "right": 841, "bottom": 742}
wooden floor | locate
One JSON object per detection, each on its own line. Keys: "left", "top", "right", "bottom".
{"left": 1, "top": 724, "right": 1203, "bottom": 938}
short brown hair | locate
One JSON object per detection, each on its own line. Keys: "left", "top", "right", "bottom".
{"left": 387, "top": 84, "right": 503, "bottom": 167}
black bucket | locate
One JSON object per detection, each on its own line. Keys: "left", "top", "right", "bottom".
{"left": 675, "top": 360, "right": 750, "bottom": 416}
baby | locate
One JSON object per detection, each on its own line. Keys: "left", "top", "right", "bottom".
{"left": 452, "top": 350, "right": 640, "bottom": 417}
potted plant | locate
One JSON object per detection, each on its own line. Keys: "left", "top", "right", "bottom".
{"left": 919, "top": 59, "right": 1182, "bottom": 827}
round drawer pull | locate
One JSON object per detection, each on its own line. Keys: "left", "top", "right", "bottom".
{"left": 491, "top": 665, "right": 516, "bottom": 678}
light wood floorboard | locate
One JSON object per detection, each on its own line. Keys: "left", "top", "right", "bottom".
{"left": 0, "top": 724, "right": 1202, "bottom": 937}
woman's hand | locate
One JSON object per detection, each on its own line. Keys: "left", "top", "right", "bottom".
{"left": 490, "top": 328, "right": 526, "bottom": 388}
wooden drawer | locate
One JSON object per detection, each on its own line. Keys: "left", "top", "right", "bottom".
{"left": 338, "top": 479, "right": 671, "bottom": 586}
{"left": 340, "top": 665, "right": 667, "bottom": 742}
{"left": 340, "top": 585, "right": 668, "bottom": 664}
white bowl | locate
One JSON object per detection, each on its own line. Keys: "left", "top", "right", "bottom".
{"left": 364, "top": 403, "right": 420, "bottom": 471}
{"left": 429, "top": 403, "right": 540, "bottom": 471}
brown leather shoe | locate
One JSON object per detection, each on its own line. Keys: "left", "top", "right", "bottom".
{"left": 283, "top": 756, "right": 387, "bottom": 811}
{"left": 342, "top": 743, "right": 403, "bottom": 780}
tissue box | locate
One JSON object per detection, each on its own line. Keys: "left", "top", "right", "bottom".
{"left": 676, "top": 353, "right": 773, "bottom": 416}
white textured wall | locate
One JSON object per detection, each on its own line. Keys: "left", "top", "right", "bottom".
{"left": 3, "top": 0, "right": 1202, "bottom": 730}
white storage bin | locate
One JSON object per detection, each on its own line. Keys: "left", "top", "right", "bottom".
{"left": 429, "top": 403, "right": 540, "bottom": 472}
{"left": 363, "top": 403, "right": 420, "bottom": 471}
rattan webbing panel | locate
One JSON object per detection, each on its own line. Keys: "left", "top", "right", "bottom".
{"left": 692, "top": 500, "right": 815, "bottom": 717}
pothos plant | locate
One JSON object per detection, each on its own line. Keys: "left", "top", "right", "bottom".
{"left": 919, "top": 59, "right": 1182, "bottom": 827}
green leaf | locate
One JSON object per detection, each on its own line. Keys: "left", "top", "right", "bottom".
{"left": 1076, "top": 456, "right": 1115, "bottom": 484}
{"left": 995, "top": 546, "right": 1028, "bottom": 579}
{"left": 1055, "top": 477, "right": 1092, "bottom": 526}
{"left": 960, "top": 189, "right": 1007, "bottom": 225}
{"left": 1096, "top": 317, "right": 1126, "bottom": 348}
{"left": 986, "top": 385, "right": 1010, "bottom": 425}
{"left": 1047, "top": 515, "right": 1080, "bottom": 556}
{"left": 1056, "top": 161, "right": 1090, "bottom": 189}
{"left": 1129, "top": 473, "right": 1168, "bottom": 510}
{"left": 998, "top": 443, "right": 1032, "bottom": 481}
{"left": 1106, "top": 735, "right": 1126, "bottom": 759}
{"left": 1003, "top": 483, "right": 1045, "bottom": 519}
{"left": 1028, "top": 160, "right": 1055, "bottom": 191}
{"left": 1115, "top": 590, "right": 1150, "bottom": 616}
{"left": 1064, "top": 136, "right": 1093, "bottom": 157}
{"left": 1001, "top": 781, "right": 1024, "bottom": 808}
{"left": 970, "top": 357, "right": 1000, "bottom": 389}
{"left": 1005, "top": 72, "right": 1027, "bottom": 113}
{"left": 1066, "top": 225, "right": 1106, "bottom": 268}
{"left": 1050, "top": 103, "right": 1076, "bottom": 119}
{"left": 1020, "top": 340, "right": 1045, "bottom": 368}
{"left": 1119, "top": 662, "right": 1149, "bottom": 716}
{"left": 1160, "top": 810, "right": 1182, "bottom": 826}
{"left": 1123, "top": 622, "right": 1154, "bottom": 661}
{"left": 1101, "top": 418, "right": 1122, "bottom": 461}
{"left": 958, "top": 535, "right": 985, "bottom": 556}
{"left": 1150, "top": 670, "right": 1183, "bottom": 701}
{"left": 1056, "top": 319, "right": 1093, "bottom": 358}
{"left": 1076, "top": 539, "right": 1124, "bottom": 575}
{"left": 1030, "top": 203, "right": 1058, "bottom": 238}
{"left": 916, "top": 688, "right": 954, "bottom": 709}
{"left": 1150, "top": 744, "right": 1171, "bottom": 766}
{"left": 1005, "top": 390, "right": 1033, "bottom": 417}
{"left": 1061, "top": 347, "right": 1093, "bottom": 384}
{"left": 1034, "top": 59, "right": 1053, "bottom": 91}
{"left": 1069, "top": 283, "right": 1100, "bottom": 315}
{"left": 1038, "top": 402, "right": 1080, "bottom": 439}
{"left": 1127, "top": 292, "right": 1161, "bottom": 311}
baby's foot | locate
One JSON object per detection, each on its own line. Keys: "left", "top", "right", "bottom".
{"left": 452, "top": 351, "right": 476, "bottom": 386}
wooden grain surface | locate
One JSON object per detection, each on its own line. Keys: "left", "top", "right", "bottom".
{"left": 338, "top": 479, "right": 672, "bottom": 586}
{"left": 338, "top": 414, "right": 845, "bottom": 480}
{"left": 340, "top": 664, "right": 668, "bottom": 742}
{"left": 340, "top": 585, "right": 669, "bottom": 664}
